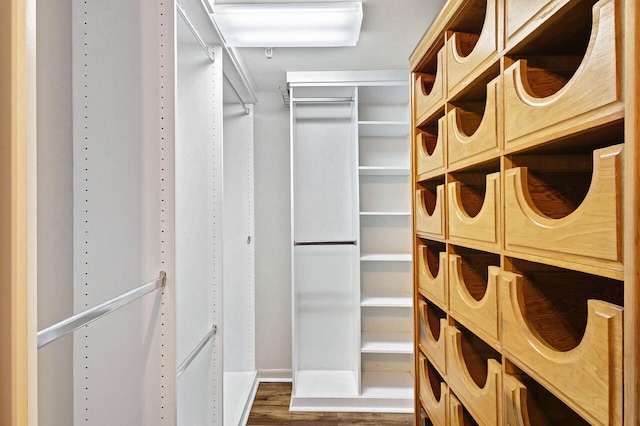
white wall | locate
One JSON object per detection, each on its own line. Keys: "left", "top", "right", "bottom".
{"left": 253, "top": 92, "right": 292, "bottom": 376}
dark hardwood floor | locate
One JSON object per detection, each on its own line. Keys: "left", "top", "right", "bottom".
{"left": 247, "top": 382, "right": 414, "bottom": 425}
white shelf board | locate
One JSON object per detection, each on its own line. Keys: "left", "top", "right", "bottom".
{"left": 293, "top": 370, "right": 358, "bottom": 398}
{"left": 361, "top": 295, "right": 412, "bottom": 308}
{"left": 360, "top": 371, "right": 414, "bottom": 400}
{"left": 360, "top": 211, "right": 410, "bottom": 216}
{"left": 360, "top": 253, "right": 412, "bottom": 262}
{"left": 223, "top": 371, "right": 257, "bottom": 426}
{"left": 358, "top": 121, "right": 409, "bottom": 137}
{"left": 361, "top": 332, "right": 413, "bottom": 354}
{"left": 358, "top": 166, "right": 410, "bottom": 176}
{"left": 358, "top": 120, "right": 409, "bottom": 126}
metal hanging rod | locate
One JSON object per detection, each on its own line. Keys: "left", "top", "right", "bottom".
{"left": 200, "top": 0, "right": 258, "bottom": 104}
{"left": 37, "top": 271, "right": 167, "bottom": 349}
{"left": 223, "top": 72, "right": 251, "bottom": 115}
{"left": 292, "top": 97, "right": 354, "bottom": 104}
{"left": 176, "top": 2, "right": 215, "bottom": 63}
{"left": 176, "top": 324, "right": 218, "bottom": 379}
{"left": 294, "top": 240, "right": 357, "bottom": 246}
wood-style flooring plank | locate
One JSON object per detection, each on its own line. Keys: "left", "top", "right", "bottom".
{"left": 247, "top": 383, "right": 414, "bottom": 425}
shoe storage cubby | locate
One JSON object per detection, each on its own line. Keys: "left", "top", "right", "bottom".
{"left": 504, "top": 143, "right": 624, "bottom": 274}
{"left": 445, "top": 0, "right": 500, "bottom": 97}
{"left": 418, "top": 297, "right": 447, "bottom": 375}
{"left": 416, "top": 114, "right": 446, "bottom": 178}
{"left": 419, "top": 353, "right": 449, "bottom": 426}
{"left": 449, "top": 393, "right": 480, "bottom": 426}
{"left": 503, "top": 0, "right": 622, "bottom": 150}
{"left": 448, "top": 247, "right": 500, "bottom": 343}
{"left": 499, "top": 259, "right": 623, "bottom": 425}
{"left": 414, "top": 42, "right": 446, "bottom": 125}
{"left": 415, "top": 178, "right": 446, "bottom": 238}
{"left": 417, "top": 238, "right": 448, "bottom": 308}
{"left": 446, "top": 168, "right": 500, "bottom": 249}
{"left": 503, "top": 364, "right": 590, "bottom": 426}
{"left": 446, "top": 76, "right": 500, "bottom": 168}
{"left": 446, "top": 324, "right": 502, "bottom": 426}
{"left": 411, "top": 0, "right": 636, "bottom": 423}
{"left": 505, "top": 0, "right": 571, "bottom": 50}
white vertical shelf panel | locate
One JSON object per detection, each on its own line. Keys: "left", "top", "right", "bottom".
{"left": 357, "top": 81, "right": 413, "bottom": 411}
{"left": 222, "top": 102, "right": 257, "bottom": 425}
{"left": 71, "top": 0, "right": 174, "bottom": 424}
{"left": 175, "top": 42, "right": 223, "bottom": 424}
{"left": 177, "top": 340, "right": 217, "bottom": 425}
{"left": 36, "top": 0, "right": 74, "bottom": 424}
{"left": 222, "top": 103, "right": 255, "bottom": 372}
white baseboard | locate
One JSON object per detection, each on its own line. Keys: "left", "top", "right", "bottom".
{"left": 257, "top": 369, "right": 293, "bottom": 382}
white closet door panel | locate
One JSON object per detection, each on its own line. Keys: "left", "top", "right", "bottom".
{"left": 294, "top": 245, "right": 357, "bottom": 371}
{"left": 293, "top": 116, "right": 356, "bottom": 240}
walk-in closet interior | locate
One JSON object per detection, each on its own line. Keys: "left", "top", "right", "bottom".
{"left": 7, "top": 0, "right": 639, "bottom": 424}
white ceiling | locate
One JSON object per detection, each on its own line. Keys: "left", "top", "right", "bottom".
{"left": 214, "top": 0, "right": 445, "bottom": 93}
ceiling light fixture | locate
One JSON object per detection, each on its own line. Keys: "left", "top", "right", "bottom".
{"left": 213, "top": 2, "right": 363, "bottom": 48}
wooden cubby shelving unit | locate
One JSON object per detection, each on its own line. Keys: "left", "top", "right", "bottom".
{"left": 410, "top": 0, "right": 638, "bottom": 424}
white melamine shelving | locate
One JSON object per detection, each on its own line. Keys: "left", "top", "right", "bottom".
{"left": 361, "top": 295, "right": 412, "bottom": 307}
{"left": 361, "top": 253, "right": 412, "bottom": 262}
{"left": 359, "top": 121, "right": 410, "bottom": 138}
{"left": 360, "top": 371, "right": 414, "bottom": 400}
{"left": 289, "top": 71, "right": 412, "bottom": 413}
{"left": 361, "top": 332, "right": 413, "bottom": 353}
{"left": 357, "top": 80, "right": 413, "bottom": 412}
{"left": 360, "top": 211, "right": 411, "bottom": 216}
{"left": 359, "top": 166, "right": 410, "bottom": 176}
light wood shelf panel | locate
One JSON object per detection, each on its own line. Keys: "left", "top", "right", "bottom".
{"left": 504, "top": 0, "right": 570, "bottom": 50}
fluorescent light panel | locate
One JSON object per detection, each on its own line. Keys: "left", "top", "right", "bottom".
{"left": 214, "top": 2, "right": 363, "bottom": 47}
